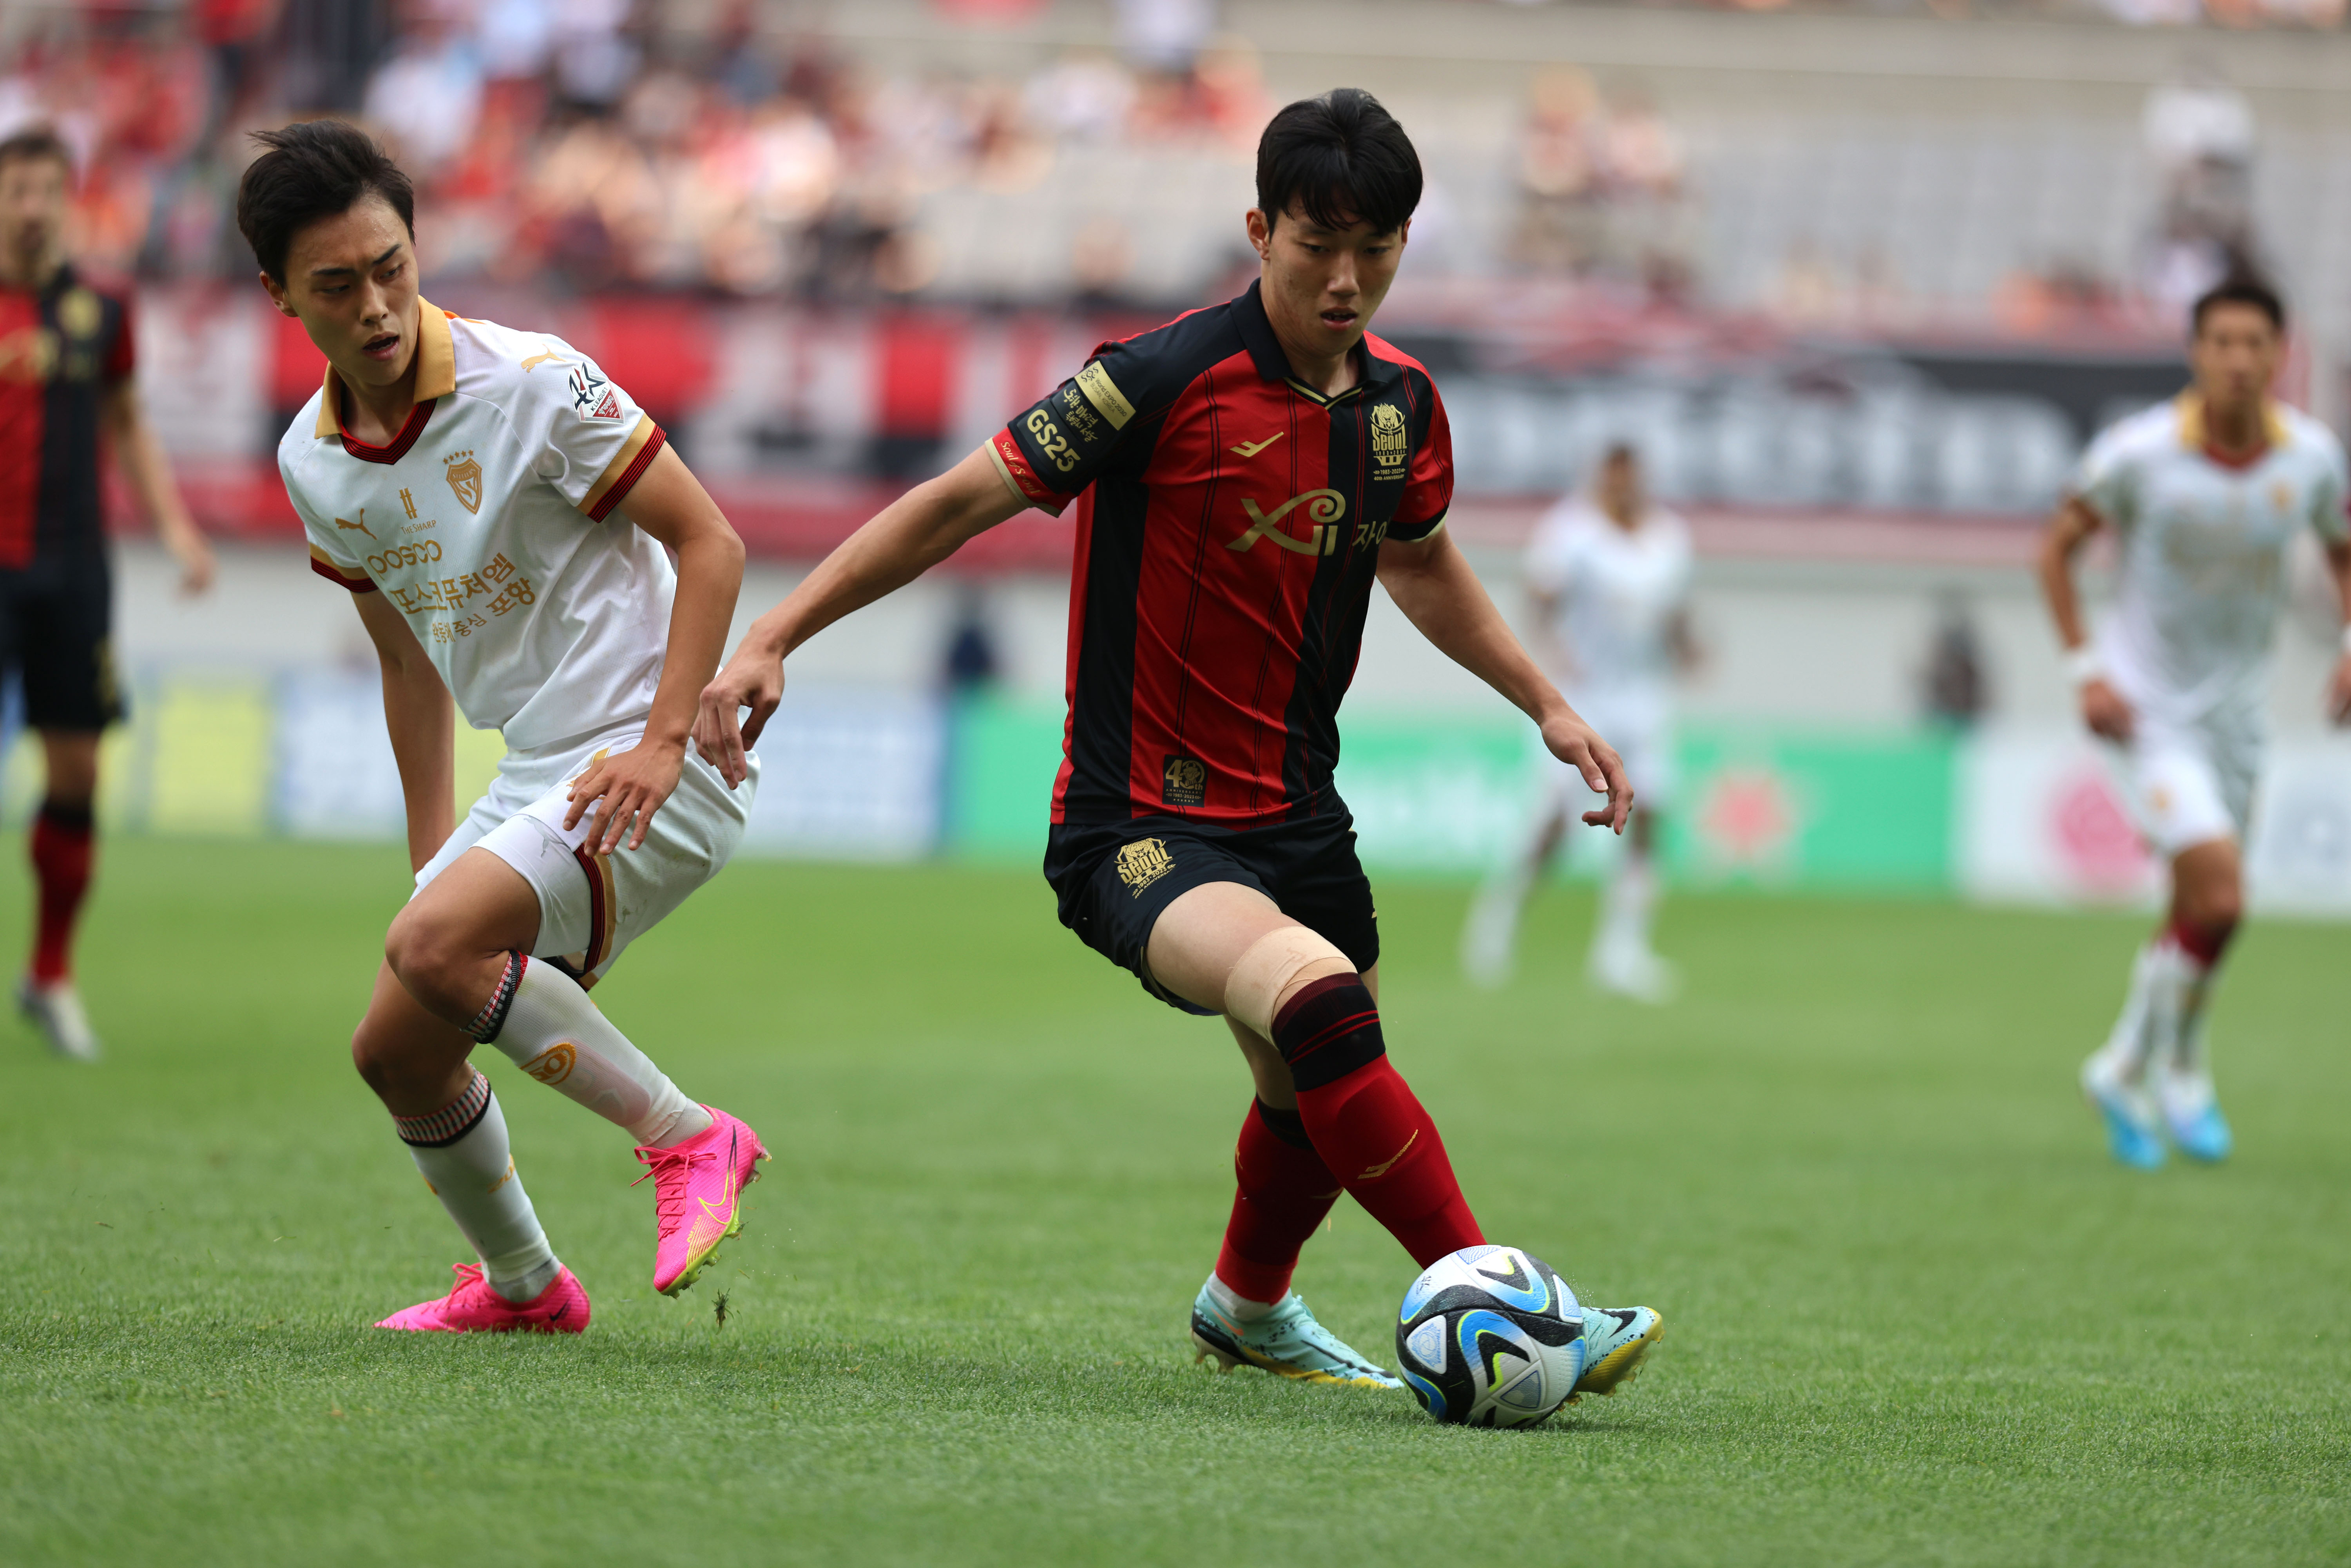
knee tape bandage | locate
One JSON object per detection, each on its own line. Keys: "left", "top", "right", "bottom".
{"left": 1225, "top": 924, "right": 1351, "bottom": 1037}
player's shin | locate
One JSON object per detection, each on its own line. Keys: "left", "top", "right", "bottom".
{"left": 470, "top": 953, "right": 712, "bottom": 1148}
{"left": 28, "top": 799, "right": 93, "bottom": 984}
{"left": 393, "top": 1068, "right": 560, "bottom": 1303}
{"left": 1214, "top": 1098, "right": 1343, "bottom": 1311}
{"left": 1272, "top": 974, "right": 1483, "bottom": 1268}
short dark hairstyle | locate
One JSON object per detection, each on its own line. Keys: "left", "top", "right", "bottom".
{"left": 0, "top": 125, "right": 73, "bottom": 178}
{"left": 236, "top": 119, "right": 415, "bottom": 283}
{"left": 1255, "top": 88, "right": 1422, "bottom": 236}
{"left": 2192, "top": 274, "right": 2286, "bottom": 336}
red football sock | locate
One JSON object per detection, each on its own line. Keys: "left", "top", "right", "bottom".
{"left": 2166, "top": 913, "right": 2236, "bottom": 971}
{"left": 1214, "top": 1099, "right": 1343, "bottom": 1304}
{"left": 1274, "top": 974, "right": 1484, "bottom": 1269}
{"left": 28, "top": 800, "right": 94, "bottom": 986}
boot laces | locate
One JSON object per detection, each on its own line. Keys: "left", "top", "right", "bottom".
{"left": 631, "top": 1144, "right": 718, "bottom": 1231}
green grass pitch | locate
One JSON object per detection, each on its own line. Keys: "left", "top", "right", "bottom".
{"left": 2, "top": 839, "right": 2347, "bottom": 1565}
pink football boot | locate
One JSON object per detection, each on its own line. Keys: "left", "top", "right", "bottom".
{"left": 373, "top": 1263, "right": 590, "bottom": 1333}
{"left": 633, "top": 1104, "right": 768, "bottom": 1296}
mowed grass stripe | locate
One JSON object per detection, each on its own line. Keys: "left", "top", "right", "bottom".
{"left": 0, "top": 840, "right": 2345, "bottom": 1566}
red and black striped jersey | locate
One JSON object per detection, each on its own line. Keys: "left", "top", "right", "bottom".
{"left": 992, "top": 280, "right": 1453, "bottom": 829}
{"left": 0, "top": 265, "right": 136, "bottom": 569}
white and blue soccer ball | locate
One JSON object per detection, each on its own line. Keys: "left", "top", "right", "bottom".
{"left": 1395, "top": 1244, "right": 1585, "bottom": 1428}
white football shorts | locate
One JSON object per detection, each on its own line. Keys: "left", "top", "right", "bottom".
{"left": 414, "top": 718, "right": 761, "bottom": 986}
{"left": 2114, "top": 705, "right": 2258, "bottom": 859}
{"left": 1541, "top": 692, "right": 1676, "bottom": 816}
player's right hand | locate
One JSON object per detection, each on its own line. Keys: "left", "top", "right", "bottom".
{"left": 2080, "top": 676, "right": 2134, "bottom": 742}
{"left": 693, "top": 652, "right": 783, "bottom": 789}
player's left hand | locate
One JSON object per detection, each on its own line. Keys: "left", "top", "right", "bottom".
{"left": 167, "top": 530, "right": 216, "bottom": 596}
{"left": 2328, "top": 651, "right": 2351, "bottom": 726}
{"left": 564, "top": 738, "right": 684, "bottom": 854}
{"left": 1541, "top": 711, "right": 1635, "bottom": 834}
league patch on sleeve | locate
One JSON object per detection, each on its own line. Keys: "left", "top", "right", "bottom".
{"left": 568, "top": 363, "right": 624, "bottom": 421}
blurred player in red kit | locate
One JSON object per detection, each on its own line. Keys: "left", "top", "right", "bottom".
{"left": 0, "top": 126, "right": 216, "bottom": 1060}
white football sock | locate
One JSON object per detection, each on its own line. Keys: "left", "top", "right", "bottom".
{"left": 477, "top": 954, "right": 712, "bottom": 1148}
{"left": 394, "top": 1070, "right": 561, "bottom": 1304}
{"left": 2088, "top": 940, "right": 2165, "bottom": 1087}
{"left": 1595, "top": 854, "right": 1659, "bottom": 959}
{"left": 1204, "top": 1271, "right": 1285, "bottom": 1323}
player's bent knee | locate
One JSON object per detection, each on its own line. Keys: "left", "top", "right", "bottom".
{"left": 382, "top": 904, "right": 475, "bottom": 1003}
{"left": 1226, "top": 924, "right": 1352, "bottom": 1038}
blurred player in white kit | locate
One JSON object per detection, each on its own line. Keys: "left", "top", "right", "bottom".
{"left": 2042, "top": 277, "right": 2351, "bottom": 1168}
{"left": 1463, "top": 443, "right": 1696, "bottom": 1001}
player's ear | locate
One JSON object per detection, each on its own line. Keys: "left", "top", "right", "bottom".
{"left": 260, "top": 271, "right": 297, "bottom": 318}
{"left": 1245, "top": 207, "right": 1272, "bottom": 260}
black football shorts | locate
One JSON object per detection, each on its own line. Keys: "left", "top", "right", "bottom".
{"left": 1043, "top": 810, "right": 1379, "bottom": 1016}
{"left": 0, "top": 557, "right": 121, "bottom": 731}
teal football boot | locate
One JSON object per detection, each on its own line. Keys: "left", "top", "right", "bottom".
{"left": 2160, "top": 1072, "right": 2233, "bottom": 1163}
{"left": 1190, "top": 1284, "right": 1401, "bottom": 1389}
{"left": 2082, "top": 1056, "right": 2165, "bottom": 1170}
{"left": 1571, "top": 1305, "right": 1663, "bottom": 1401}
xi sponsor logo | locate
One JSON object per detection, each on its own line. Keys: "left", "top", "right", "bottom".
{"left": 1229, "top": 489, "right": 1346, "bottom": 556}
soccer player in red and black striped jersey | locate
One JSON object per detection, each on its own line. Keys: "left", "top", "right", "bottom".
{"left": 700, "top": 90, "right": 1664, "bottom": 1396}
{"left": 0, "top": 127, "right": 215, "bottom": 1060}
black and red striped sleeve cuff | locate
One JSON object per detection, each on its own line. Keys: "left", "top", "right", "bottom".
{"left": 309, "top": 544, "right": 377, "bottom": 592}
{"left": 988, "top": 429, "right": 1079, "bottom": 515}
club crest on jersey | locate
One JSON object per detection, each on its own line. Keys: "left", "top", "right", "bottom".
{"left": 1369, "top": 402, "right": 1408, "bottom": 473}
{"left": 1116, "top": 837, "right": 1175, "bottom": 896}
{"left": 1230, "top": 489, "right": 1346, "bottom": 556}
{"left": 568, "top": 362, "right": 623, "bottom": 421}
{"left": 58, "top": 287, "right": 101, "bottom": 341}
{"left": 1162, "top": 756, "right": 1207, "bottom": 807}
{"left": 444, "top": 450, "right": 484, "bottom": 514}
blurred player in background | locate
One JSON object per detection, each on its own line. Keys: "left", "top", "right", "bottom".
{"left": 1462, "top": 442, "right": 1695, "bottom": 1001}
{"left": 699, "top": 89, "right": 1664, "bottom": 1399}
{"left": 0, "top": 126, "right": 215, "bottom": 1061}
{"left": 2042, "top": 276, "right": 2351, "bottom": 1169}
{"left": 242, "top": 122, "right": 766, "bottom": 1331}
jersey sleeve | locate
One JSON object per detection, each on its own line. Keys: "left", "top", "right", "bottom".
{"left": 1387, "top": 380, "right": 1453, "bottom": 544}
{"left": 284, "top": 447, "right": 377, "bottom": 594}
{"left": 989, "top": 341, "right": 1148, "bottom": 515}
{"left": 505, "top": 336, "right": 668, "bottom": 522}
{"left": 2308, "top": 432, "right": 2350, "bottom": 544}
{"left": 2069, "top": 421, "right": 2139, "bottom": 530}
{"left": 102, "top": 293, "right": 135, "bottom": 384}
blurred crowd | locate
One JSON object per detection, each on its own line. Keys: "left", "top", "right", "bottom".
{"left": 0, "top": 0, "right": 1268, "bottom": 300}
{"left": 1509, "top": 65, "right": 1699, "bottom": 300}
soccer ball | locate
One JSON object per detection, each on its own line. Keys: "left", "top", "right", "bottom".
{"left": 1395, "top": 1244, "right": 1585, "bottom": 1427}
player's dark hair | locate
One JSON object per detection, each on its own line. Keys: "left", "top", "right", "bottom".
{"left": 1255, "top": 88, "right": 1422, "bottom": 236}
{"left": 2192, "top": 275, "right": 2286, "bottom": 335}
{"left": 0, "top": 125, "right": 72, "bottom": 177}
{"left": 236, "top": 119, "right": 415, "bottom": 283}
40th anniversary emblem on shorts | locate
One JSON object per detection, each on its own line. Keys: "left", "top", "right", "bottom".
{"left": 1116, "top": 837, "right": 1175, "bottom": 897}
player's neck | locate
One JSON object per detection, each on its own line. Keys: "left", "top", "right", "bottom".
{"left": 2201, "top": 393, "right": 2266, "bottom": 458}
{"left": 338, "top": 329, "right": 424, "bottom": 445}
{"left": 1261, "top": 300, "right": 1362, "bottom": 397}
{"left": 0, "top": 244, "right": 62, "bottom": 293}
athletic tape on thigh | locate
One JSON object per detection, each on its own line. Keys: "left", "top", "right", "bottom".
{"left": 1227, "top": 924, "right": 1348, "bottom": 1034}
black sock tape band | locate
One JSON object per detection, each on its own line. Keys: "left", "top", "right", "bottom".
{"left": 1270, "top": 974, "right": 1387, "bottom": 1094}
{"left": 1253, "top": 1098, "right": 1315, "bottom": 1150}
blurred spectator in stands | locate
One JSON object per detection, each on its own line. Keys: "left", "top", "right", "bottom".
{"left": 2139, "top": 58, "right": 2258, "bottom": 314}
{"left": 1921, "top": 594, "right": 1989, "bottom": 729}
{"left": 363, "top": 6, "right": 485, "bottom": 178}
{"left": 1117, "top": 0, "right": 1216, "bottom": 74}
{"left": 551, "top": 0, "right": 638, "bottom": 111}
{"left": 942, "top": 585, "right": 1002, "bottom": 695}
{"left": 1773, "top": 239, "right": 1841, "bottom": 324}
{"left": 1512, "top": 66, "right": 1603, "bottom": 274}
{"left": 1023, "top": 50, "right": 1137, "bottom": 143}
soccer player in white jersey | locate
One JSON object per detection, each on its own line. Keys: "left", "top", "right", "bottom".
{"left": 238, "top": 122, "right": 769, "bottom": 1330}
{"left": 1463, "top": 443, "right": 1696, "bottom": 1001}
{"left": 2041, "top": 277, "right": 2351, "bottom": 1169}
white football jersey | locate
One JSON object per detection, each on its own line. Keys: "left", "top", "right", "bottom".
{"left": 1523, "top": 494, "right": 1693, "bottom": 708}
{"left": 2072, "top": 394, "right": 2349, "bottom": 723}
{"left": 283, "top": 301, "right": 676, "bottom": 751}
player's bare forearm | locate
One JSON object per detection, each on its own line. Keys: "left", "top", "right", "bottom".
{"left": 2324, "top": 539, "right": 2351, "bottom": 725}
{"left": 744, "top": 445, "right": 1022, "bottom": 664}
{"left": 102, "top": 382, "right": 214, "bottom": 593}
{"left": 2037, "top": 498, "right": 2101, "bottom": 651}
{"left": 695, "top": 444, "right": 1024, "bottom": 785}
{"left": 564, "top": 446, "right": 745, "bottom": 851}
{"left": 1380, "top": 531, "right": 1570, "bottom": 726}
{"left": 354, "top": 591, "right": 456, "bottom": 871}
{"left": 1379, "top": 530, "right": 1633, "bottom": 830}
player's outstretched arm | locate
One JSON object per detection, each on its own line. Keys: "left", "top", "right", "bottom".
{"left": 1377, "top": 529, "right": 1633, "bottom": 833}
{"left": 564, "top": 445, "right": 747, "bottom": 852}
{"left": 694, "top": 443, "right": 1027, "bottom": 787}
{"left": 2037, "top": 497, "right": 2133, "bottom": 742}
{"left": 353, "top": 589, "right": 457, "bottom": 873}
{"left": 101, "top": 380, "right": 215, "bottom": 595}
